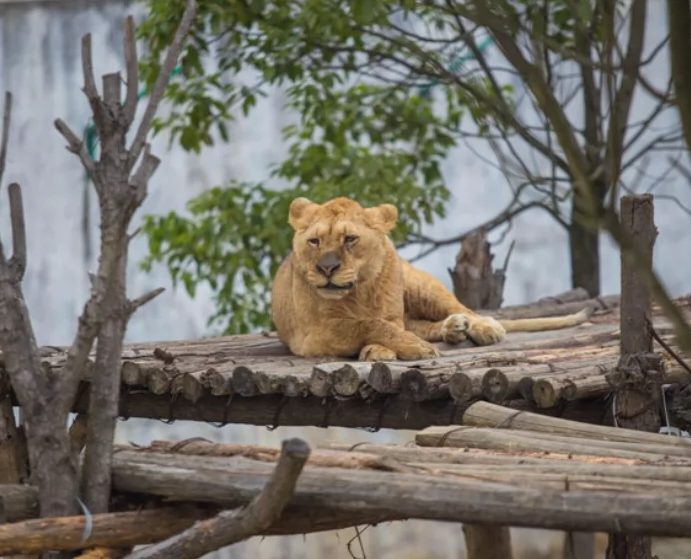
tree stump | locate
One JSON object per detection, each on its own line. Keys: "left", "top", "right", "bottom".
{"left": 448, "top": 230, "right": 512, "bottom": 310}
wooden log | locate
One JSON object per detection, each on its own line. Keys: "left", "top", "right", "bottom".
{"left": 448, "top": 369, "right": 485, "bottom": 403}
{"left": 331, "top": 363, "right": 372, "bottom": 396}
{"left": 121, "top": 362, "right": 147, "bottom": 386}
{"left": 366, "top": 362, "right": 409, "bottom": 394}
{"left": 109, "top": 449, "right": 691, "bottom": 537}
{"left": 399, "top": 369, "right": 452, "bottom": 401}
{"left": 483, "top": 294, "right": 620, "bottom": 321}
{"left": 415, "top": 426, "right": 691, "bottom": 462}
{"left": 309, "top": 363, "right": 336, "bottom": 398}
{"left": 457, "top": 401, "right": 691, "bottom": 448}
{"left": 0, "top": 505, "right": 219, "bottom": 555}
{"left": 143, "top": 440, "right": 691, "bottom": 482}
{"left": 67, "top": 383, "right": 612, "bottom": 431}
{"left": 141, "top": 440, "right": 412, "bottom": 473}
{"left": 280, "top": 373, "right": 312, "bottom": 398}
{"left": 202, "top": 366, "right": 233, "bottom": 396}
{"left": 147, "top": 367, "right": 172, "bottom": 395}
{"left": 532, "top": 365, "right": 609, "bottom": 408}
{"left": 486, "top": 356, "right": 619, "bottom": 404}
{"left": 320, "top": 443, "right": 691, "bottom": 477}
{"left": 0, "top": 484, "right": 400, "bottom": 536}
{"left": 169, "top": 373, "right": 185, "bottom": 399}
{"left": 253, "top": 369, "right": 283, "bottom": 395}
{"left": 0, "top": 500, "right": 400, "bottom": 556}
{"left": 231, "top": 365, "right": 258, "bottom": 397}
{"left": 180, "top": 372, "right": 205, "bottom": 403}
{"left": 562, "top": 363, "right": 691, "bottom": 404}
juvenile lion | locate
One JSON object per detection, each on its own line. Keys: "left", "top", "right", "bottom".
{"left": 271, "top": 197, "right": 589, "bottom": 361}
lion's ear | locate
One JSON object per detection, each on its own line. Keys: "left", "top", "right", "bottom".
{"left": 365, "top": 203, "right": 398, "bottom": 233}
{"left": 288, "top": 197, "right": 316, "bottom": 230}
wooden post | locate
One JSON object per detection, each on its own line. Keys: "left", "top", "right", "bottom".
{"left": 605, "top": 194, "right": 660, "bottom": 559}
{"left": 451, "top": 233, "right": 515, "bottom": 558}
{"left": 463, "top": 524, "right": 513, "bottom": 559}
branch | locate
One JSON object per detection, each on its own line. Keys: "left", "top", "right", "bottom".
{"left": 123, "top": 438, "right": 311, "bottom": 559}
{"left": 122, "top": 15, "right": 140, "bottom": 127}
{"left": 7, "top": 183, "right": 27, "bottom": 281}
{"left": 81, "top": 33, "right": 108, "bottom": 135}
{"left": 128, "top": 0, "right": 198, "bottom": 171}
{"left": 127, "top": 287, "right": 166, "bottom": 317}
{"left": 605, "top": 0, "right": 648, "bottom": 205}
{"left": 0, "top": 92, "right": 10, "bottom": 189}
{"left": 54, "top": 118, "right": 97, "bottom": 179}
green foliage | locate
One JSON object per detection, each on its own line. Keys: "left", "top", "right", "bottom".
{"left": 136, "top": 0, "right": 513, "bottom": 334}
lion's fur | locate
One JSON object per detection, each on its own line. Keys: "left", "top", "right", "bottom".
{"left": 271, "top": 197, "right": 589, "bottom": 361}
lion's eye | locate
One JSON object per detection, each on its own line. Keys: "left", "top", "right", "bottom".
{"left": 343, "top": 235, "right": 359, "bottom": 245}
{"left": 307, "top": 238, "right": 320, "bottom": 248}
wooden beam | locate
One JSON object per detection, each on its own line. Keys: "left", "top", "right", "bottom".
{"left": 66, "top": 384, "right": 611, "bottom": 431}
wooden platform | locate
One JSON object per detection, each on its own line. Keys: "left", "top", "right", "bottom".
{"left": 4, "top": 293, "right": 691, "bottom": 430}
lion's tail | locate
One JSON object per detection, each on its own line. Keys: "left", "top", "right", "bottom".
{"left": 499, "top": 306, "right": 594, "bottom": 333}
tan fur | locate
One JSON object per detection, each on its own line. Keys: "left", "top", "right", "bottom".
{"left": 271, "top": 197, "right": 590, "bottom": 361}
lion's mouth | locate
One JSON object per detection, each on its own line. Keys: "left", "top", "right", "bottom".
{"left": 319, "top": 281, "right": 355, "bottom": 291}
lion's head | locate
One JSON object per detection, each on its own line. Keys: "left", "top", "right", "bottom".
{"left": 287, "top": 197, "right": 398, "bottom": 299}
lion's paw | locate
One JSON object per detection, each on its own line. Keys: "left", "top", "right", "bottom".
{"left": 396, "top": 339, "right": 441, "bottom": 361}
{"left": 467, "top": 316, "right": 506, "bottom": 346}
{"left": 441, "top": 313, "right": 469, "bottom": 344}
{"left": 359, "top": 344, "right": 397, "bottom": 362}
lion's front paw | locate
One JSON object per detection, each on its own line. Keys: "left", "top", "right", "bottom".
{"left": 359, "top": 344, "right": 397, "bottom": 362}
{"left": 441, "top": 313, "right": 469, "bottom": 344}
{"left": 467, "top": 316, "right": 506, "bottom": 345}
{"left": 396, "top": 339, "right": 441, "bottom": 361}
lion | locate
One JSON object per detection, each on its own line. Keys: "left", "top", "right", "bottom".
{"left": 271, "top": 197, "right": 591, "bottom": 361}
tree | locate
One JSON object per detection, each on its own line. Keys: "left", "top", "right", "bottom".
{"left": 136, "top": 0, "right": 686, "bottom": 335}
{"left": 0, "top": 0, "right": 196, "bottom": 531}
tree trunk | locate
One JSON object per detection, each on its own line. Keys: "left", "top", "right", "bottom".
{"left": 568, "top": 214, "right": 600, "bottom": 298}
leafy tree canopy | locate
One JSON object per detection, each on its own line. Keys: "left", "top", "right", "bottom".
{"left": 136, "top": 0, "right": 515, "bottom": 334}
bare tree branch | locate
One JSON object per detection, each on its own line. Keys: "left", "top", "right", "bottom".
{"left": 122, "top": 15, "right": 140, "bottom": 127}
{"left": 54, "top": 118, "right": 97, "bottom": 179}
{"left": 128, "top": 0, "right": 198, "bottom": 171}
{"left": 123, "top": 438, "right": 311, "bottom": 559}
{"left": 0, "top": 92, "right": 10, "bottom": 190}
{"left": 7, "top": 183, "right": 26, "bottom": 281}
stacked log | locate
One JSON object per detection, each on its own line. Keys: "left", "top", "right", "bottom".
{"left": 4, "top": 405, "right": 691, "bottom": 556}
{"left": 2, "top": 291, "right": 690, "bottom": 431}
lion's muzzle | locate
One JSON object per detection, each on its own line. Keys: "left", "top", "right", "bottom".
{"left": 316, "top": 251, "right": 341, "bottom": 278}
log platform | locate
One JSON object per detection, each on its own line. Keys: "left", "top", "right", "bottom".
{"left": 3, "top": 291, "right": 691, "bottom": 431}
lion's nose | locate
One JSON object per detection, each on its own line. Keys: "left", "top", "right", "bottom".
{"left": 316, "top": 252, "right": 341, "bottom": 277}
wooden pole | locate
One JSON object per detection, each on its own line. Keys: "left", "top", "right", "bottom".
{"left": 606, "top": 194, "right": 660, "bottom": 559}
